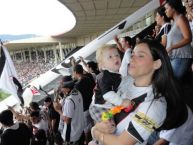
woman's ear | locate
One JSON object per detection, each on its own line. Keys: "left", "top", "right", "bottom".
{"left": 154, "top": 59, "right": 162, "bottom": 70}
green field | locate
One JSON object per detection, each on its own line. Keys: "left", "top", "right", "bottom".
{"left": 0, "top": 89, "right": 10, "bottom": 101}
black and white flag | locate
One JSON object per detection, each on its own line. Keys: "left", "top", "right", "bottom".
{"left": 0, "top": 42, "right": 24, "bottom": 105}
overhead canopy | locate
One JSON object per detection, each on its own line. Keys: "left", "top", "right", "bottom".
{"left": 57, "top": 0, "right": 152, "bottom": 38}
{"left": 5, "top": 0, "right": 152, "bottom": 50}
{"left": 5, "top": 36, "right": 74, "bottom": 50}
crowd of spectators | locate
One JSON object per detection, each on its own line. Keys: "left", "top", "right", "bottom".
{"left": 14, "top": 59, "right": 56, "bottom": 86}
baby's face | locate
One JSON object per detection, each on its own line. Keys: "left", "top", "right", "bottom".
{"left": 102, "top": 48, "right": 121, "bottom": 72}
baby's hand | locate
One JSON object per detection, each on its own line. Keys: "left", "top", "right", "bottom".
{"left": 121, "top": 99, "right": 131, "bottom": 108}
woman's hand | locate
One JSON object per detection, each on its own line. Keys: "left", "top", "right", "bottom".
{"left": 95, "top": 120, "right": 116, "bottom": 134}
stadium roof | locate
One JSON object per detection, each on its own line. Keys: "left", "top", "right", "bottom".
{"left": 5, "top": 0, "right": 152, "bottom": 50}
{"left": 57, "top": 0, "right": 151, "bottom": 38}
{"left": 5, "top": 36, "right": 74, "bottom": 50}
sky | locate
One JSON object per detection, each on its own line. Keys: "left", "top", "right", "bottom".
{"left": 0, "top": 0, "right": 76, "bottom": 36}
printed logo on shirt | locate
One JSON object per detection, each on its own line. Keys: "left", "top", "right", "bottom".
{"left": 132, "top": 111, "right": 160, "bottom": 132}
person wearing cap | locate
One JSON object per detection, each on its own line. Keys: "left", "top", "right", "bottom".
{"left": 0, "top": 109, "right": 31, "bottom": 145}
{"left": 54, "top": 75, "right": 85, "bottom": 145}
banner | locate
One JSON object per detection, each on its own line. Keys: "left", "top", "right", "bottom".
{"left": 0, "top": 42, "right": 24, "bottom": 105}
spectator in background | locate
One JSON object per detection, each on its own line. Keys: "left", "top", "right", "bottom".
{"left": 44, "top": 97, "right": 60, "bottom": 145}
{"left": 152, "top": 24, "right": 161, "bottom": 39}
{"left": 87, "top": 61, "right": 100, "bottom": 75}
{"left": 54, "top": 76, "right": 85, "bottom": 145}
{"left": 135, "top": 35, "right": 143, "bottom": 45}
{"left": 79, "top": 56, "right": 100, "bottom": 80}
{"left": 184, "top": 0, "right": 193, "bottom": 78}
{"left": 30, "top": 111, "right": 49, "bottom": 136}
{"left": 155, "top": 6, "right": 172, "bottom": 48}
{"left": 114, "top": 36, "right": 133, "bottom": 77}
{"left": 154, "top": 25, "right": 161, "bottom": 38}
{"left": 73, "top": 64, "right": 95, "bottom": 145}
{"left": 44, "top": 97, "right": 60, "bottom": 133}
{"left": 185, "top": 0, "right": 193, "bottom": 24}
{"left": 165, "top": 0, "right": 193, "bottom": 79}
{"left": 0, "top": 110, "right": 31, "bottom": 145}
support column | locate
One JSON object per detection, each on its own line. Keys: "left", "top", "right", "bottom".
{"left": 12, "top": 51, "right": 15, "bottom": 61}
{"left": 53, "top": 47, "right": 58, "bottom": 64}
{"left": 20, "top": 51, "right": 23, "bottom": 61}
{"left": 59, "top": 42, "right": 64, "bottom": 61}
{"left": 35, "top": 48, "right": 39, "bottom": 62}
{"left": 43, "top": 48, "right": 47, "bottom": 63}
{"left": 23, "top": 50, "right": 26, "bottom": 62}
{"left": 28, "top": 48, "right": 32, "bottom": 62}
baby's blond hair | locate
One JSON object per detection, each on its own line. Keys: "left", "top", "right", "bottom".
{"left": 96, "top": 44, "right": 118, "bottom": 70}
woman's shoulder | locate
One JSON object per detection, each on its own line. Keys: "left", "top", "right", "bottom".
{"left": 176, "top": 14, "right": 189, "bottom": 25}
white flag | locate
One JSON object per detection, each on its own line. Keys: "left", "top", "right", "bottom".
{"left": 0, "top": 43, "right": 24, "bottom": 105}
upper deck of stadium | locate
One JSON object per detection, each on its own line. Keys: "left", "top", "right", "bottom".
{"left": 4, "top": 0, "right": 156, "bottom": 51}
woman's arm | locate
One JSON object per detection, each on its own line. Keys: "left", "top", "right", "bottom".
{"left": 161, "top": 35, "right": 167, "bottom": 48}
{"left": 167, "top": 16, "right": 192, "bottom": 53}
{"left": 79, "top": 56, "right": 90, "bottom": 72}
{"left": 93, "top": 127, "right": 137, "bottom": 145}
{"left": 92, "top": 99, "right": 167, "bottom": 145}
{"left": 114, "top": 35, "right": 125, "bottom": 53}
{"left": 92, "top": 121, "right": 137, "bottom": 145}
{"left": 153, "top": 138, "right": 169, "bottom": 145}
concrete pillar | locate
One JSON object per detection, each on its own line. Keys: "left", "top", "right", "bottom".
{"left": 43, "top": 48, "right": 47, "bottom": 63}
{"left": 53, "top": 47, "right": 58, "bottom": 64}
{"left": 59, "top": 42, "right": 64, "bottom": 61}
{"left": 12, "top": 51, "right": 15, "bottom": 61}
{"left": 23, "top": 50, "right": 26, "bottom": 62}
{"left": 20, "top": 51, "right": 23, "bottom": 61}
{"left": 35, "top": 48, "right": 39, "bottom": 62}
{"left": 28, "top": 48, "right": 32, "bottom": 62}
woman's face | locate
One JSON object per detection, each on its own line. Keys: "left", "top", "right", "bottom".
{"left": 155, "top": 12, "right": 164, "bottom": 26}
{"left": 165, "top": 3, "right": 175, "bottom": 18}
{"left": 128, "top": 43, "right": 159, "bottom": 81}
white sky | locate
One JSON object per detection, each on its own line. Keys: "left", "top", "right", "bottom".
{"left": 0, "top": 0, "right": 76, "bottom": 36}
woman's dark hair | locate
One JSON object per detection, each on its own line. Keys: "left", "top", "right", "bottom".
{"left": 165, "top": 0, "right": 186, "bottom": 15}
{"left": 157, "top": 6, "right": 171, "bottom": 23}
{"left": 0, "top": 110, "right": 14, "bottom": 126}
{"left": 138, "top": 39, "right": 187, "bottom": 130}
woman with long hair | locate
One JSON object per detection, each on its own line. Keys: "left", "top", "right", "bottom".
{"left": 90, "top": 39, "right": 188, "bottom": 145}
{"left": 165, "top": 0, "right": 193, "bottom": 79}
{"left": 155, "top": 6, "right": 172, "bottom": 48}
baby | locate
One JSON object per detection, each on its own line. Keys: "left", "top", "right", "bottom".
{"left": 89, "top": 44, "right": 131, "bottom": 123}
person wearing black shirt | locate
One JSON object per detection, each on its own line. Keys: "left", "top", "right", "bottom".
{"left": 0, "top": 109, "right": 31, "bottom": 145}
{"left": 73, "top": 64, "right": 95, "bottom": 145}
